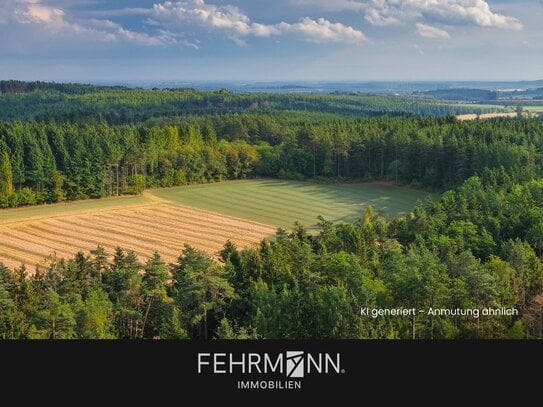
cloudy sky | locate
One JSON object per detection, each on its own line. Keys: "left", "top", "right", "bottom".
{"left": 0, "top": 0, "right": 541, "bottom": 81}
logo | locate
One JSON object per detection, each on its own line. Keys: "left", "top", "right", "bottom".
{"left": 286, "top": 351, "right": 305, "bottom": 378}
{"left": 197, "top": 350, "right": 342, "bottom": 391}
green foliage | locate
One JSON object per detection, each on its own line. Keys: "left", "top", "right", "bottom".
{"left": 215, "top": 318, "right": 257, "bottom": 339}
{"left": 52, "top": 172, "right": 66, "bottom": 202}
{"left": 1, "top": 113, "right": 543, "bottom": 208}
{"left": 171, "top": 245, "right": 236, "bottom": 339}
{"left": 78, "top": 286, "right": 114, "bottom": 339}
{"left": 0, "top": 83, "right": 488, "bottom": 123}
{"left": 31, "top": 289, "right": 77, "bottom": 339}
{"left": 1, "top": 178, "right": 542, "bottom": 340}
{"left": 159, "top": 306, "right": 188, "bottom": 339}
{"left": 507, "top": 320, "right": 525, "bottom": 339}
{"left": 0, "top": 150, "right": 13, "bottom": 198}
{"left": 140, "top": 253, "right": 172, "bottom": 338}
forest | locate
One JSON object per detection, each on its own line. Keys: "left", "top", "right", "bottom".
{"left": 1, "top": 116, "right": 542, "bottom": 207}
{"left": 414, "top": 88, "right": 498, "bottom": 102}
{"left": 1, "top": 82, "right": 543, "bottom": 339}
{"left": 0, "top": 80, "right": 497, "bottom": 123}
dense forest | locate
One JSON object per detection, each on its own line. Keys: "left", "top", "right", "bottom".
{"left": 0, "top": 81, "right": 496, "bottom": 123}
{"left": 1, "top": 116, "right": 542, "bottom": 207}
{"left": 1, "top": 82, "right": 543, "bottom": 339}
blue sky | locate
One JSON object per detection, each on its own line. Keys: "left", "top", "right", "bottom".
{"left": 0, "top": 0, "right": 541, "bottom": 81}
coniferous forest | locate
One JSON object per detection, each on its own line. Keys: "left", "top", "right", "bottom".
{"left": 1, "top": 82, "right": 543, "bottom": 339}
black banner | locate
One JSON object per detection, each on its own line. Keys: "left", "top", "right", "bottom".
{"left": 0, "top": 340, "right": 539, "bottom": 402}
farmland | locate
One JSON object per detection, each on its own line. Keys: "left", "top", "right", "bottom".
{"left": 456, "top": 110, "right": 543, "bottom": 121}
{"left": 456, "top": 100, "right": 543, "bottom": 115}
{"left": 456, "top": 112, "right": 518, "bottom": 121}
{"left": 0, "top": 180, "right": 432, "bottom": 271}
{"left": 151, "top": 179, "right": 433, "bottom": 227}
{"left": 524, "top": 105, "right": 543, "bottom": 112}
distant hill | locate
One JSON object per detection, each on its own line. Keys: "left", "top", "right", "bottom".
{"left": 415, "top": 88, "right": 498, "bottom": 102}
{"left": 0, "top": 80, "right": 495, "bottom": 123}
{"left": 88, "top": 80, "right": 543, "bottom": 95}
{"left": 0, "top": 80, "right": 126, "bottom": 95}
{"left": 499, "top": 87, "right": 543, "bottom": 100}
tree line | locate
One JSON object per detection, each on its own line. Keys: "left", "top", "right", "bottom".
{"left": 1, "top": 116, "right": 543, "bottom": 207}
{"left": 0, "top": 121, "right": 257, "bottom": 206}
{"left": 0, "top": 80, "right": 123, "bottom": 96}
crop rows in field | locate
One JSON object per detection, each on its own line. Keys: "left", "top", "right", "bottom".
{"left": 0, "top": 180, "right": 433, "bottom": 272}
{"left": 0, "top": 203, "right": 275, "bottom": 272}
{"left": 151, "top": 179, "right": 428, "bottom": 228}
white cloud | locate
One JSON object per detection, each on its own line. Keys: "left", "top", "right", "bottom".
{"left": 0, "top": 0, "right": 366, "bottom": 50}
{"left": 278, "top": 17, "right": 366, "bottom": 43}
{"left": 3, "top": 0, "right": 175, "bottom": 46}
{"left": 367, "top": 0, "right": 522, "bottom": 30}
{"left": 151, "top": 0, "right": 266, "bottom": 40}
{"left": 150, "top": 0, "right": 366, "bottom": 44}
{"left": 21, "top": 4, "right": 66, "bottom": 27}
{"left": 416, "top": 23, "right": 450, "bottom": 39}
{"left": 412, "top": 0, "right": 523, "bottom": 30}
{"left": 364, "top": 7, "right": 401, "bottom": 26}
{"left": 84, "top": 19, "right": 178, "bottom": 46}
{"left": 293, "top": 0, "right": 523, "bottom": 30}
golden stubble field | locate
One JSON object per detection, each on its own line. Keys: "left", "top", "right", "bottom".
{"left": 0, "top": 197, "right": 275, "bottom": 272}
{"left": 456, "top": 112, "right": 519, "bottom": 121}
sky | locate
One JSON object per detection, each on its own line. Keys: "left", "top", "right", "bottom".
{"left": 0, "top": 0, "right": 541, "bottom": 82}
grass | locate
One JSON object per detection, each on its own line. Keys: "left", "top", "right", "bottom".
{"left": 454, "top": 103, "right": 543, "bottom": 114}
{"left": 524, "top": 106, "right": 543, "bottom": 113}
{"left": 151, "top": 179, "right": 436, "bottom": 229}
{"left": 0, "top": 179, "right": 435, "bottom": 228}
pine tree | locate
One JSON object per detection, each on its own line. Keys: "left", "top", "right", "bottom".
{"left": 172, "top": 245, "right": 235, "bottom": 339}
{"left": 141, "top": 252, "right": 171, "bottom": 338}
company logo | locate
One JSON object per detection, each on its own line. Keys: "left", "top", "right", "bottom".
{"left": 197, "top": 350, "right": 342, "bottom": 390}
{"left": 286, "top": 351, "right": 305, "bottom": 378}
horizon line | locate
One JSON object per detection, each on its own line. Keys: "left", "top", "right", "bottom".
{"left": 2, "top": 78, "right": 543, "bottom": 84}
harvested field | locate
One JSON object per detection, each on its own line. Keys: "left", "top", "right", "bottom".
{"left": 0, "top": 200, "right": 275, "bottom": 272}
{"left": 457, "top": 112, "right": 518, "bottom": 121}
{"left": 0, "top": 180, "right": 434, "bottom": 272}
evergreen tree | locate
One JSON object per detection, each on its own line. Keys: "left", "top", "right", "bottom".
{"left": 172, "top": 245, "right": 235, "bottom": 339}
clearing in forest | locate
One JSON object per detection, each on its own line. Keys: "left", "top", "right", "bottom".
{"left": 0, "top": 179, "right": 434, "bottom": 271}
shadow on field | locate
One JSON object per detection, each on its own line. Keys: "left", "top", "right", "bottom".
{"left": 252, "top": 179, "right": 425, "bottom": 224}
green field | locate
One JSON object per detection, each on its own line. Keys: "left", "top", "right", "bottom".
{"left": 0, "top": 179, "right": 436, "bottom": 229}
{"left": 151, "top": 179, "right": 437, "bottom": 229}
{"left": 455, "top": 103, "right": 543, "bottom": 114}
{"left": 524, "top": 106, "right": 543, "bottom": 112}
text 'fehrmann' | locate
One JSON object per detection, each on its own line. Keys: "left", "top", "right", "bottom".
{"left": 197, "top": 351, "right": 342, "bottom": 390}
